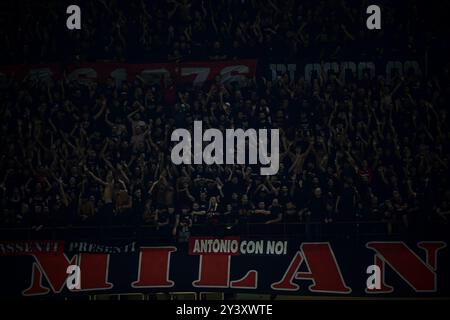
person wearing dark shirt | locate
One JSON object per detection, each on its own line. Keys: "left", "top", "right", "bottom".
{"left": 336, "top": 179, "right": 357, "bottom": 222}
{"left": 266, "top": 198, "right": 283, "bottom": 224}
{"left": 29, "top": 182, "right": 49, "bottom": 229}
{"left": 223, "top": 176, "right": 245, "bottom": 200}
{"left": 172, "top": 205, "right": 192, "bottom": 242}
{"left": 130, "top": 188, "right": 145, "bottom": 226}
{"left": 253, "top": 201, "right": 271, "bottom": 224}
{"left": 302, "top": 188, "right": 327, "bottom": 239}
{"left": 285, "top": 201, "right": 300, "bottom": 223}
{"left": 277, "top": 185, "right": 293, "bottom": 207}
{"left": 155, "top": 207, "right": 171, "bottom": 238}
{"left": 305, "top": 188, "right": 327, "bottom": 222}
{"left": 177, "top": 182, "right": 195, "bottom": 208}
{"left": 391, "top": 190, "right": 409, "bottom": 233}
{"left": 223, "top": 203, "right": 239, "bottom": 228}
{"left": 192, "top": 199, "right": 207, "bottom": 225}
{"left": 238, "top": 195, "right": 254, "bottom": 227}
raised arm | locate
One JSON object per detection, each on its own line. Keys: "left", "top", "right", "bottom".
{"left": 85, "top": 167, "right": 107, "bottom": 186}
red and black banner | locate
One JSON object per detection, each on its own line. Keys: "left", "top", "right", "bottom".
{"left": 0, "top": 60, "right": 257, "bottom": 86}
{"left": 0, "top": 238, "right": 449, "bottom": 298}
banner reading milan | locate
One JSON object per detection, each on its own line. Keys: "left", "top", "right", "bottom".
{"left": 0, "top": 60, "right": 257, "bottom": 87}
{"left": 0, "top": 238, "right": 449, "bottom": 298}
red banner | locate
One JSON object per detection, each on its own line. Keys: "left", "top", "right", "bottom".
{"left": 0, "top": 60, "right": 257, "bottom": 86}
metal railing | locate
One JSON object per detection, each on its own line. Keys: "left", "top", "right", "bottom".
{"left": 0, "top": 219, "right": 445, "bottom": 241}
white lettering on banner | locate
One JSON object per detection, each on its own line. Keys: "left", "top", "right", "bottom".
{"left": 110, "top": 68, "right": 127, "bottom": 87}
{"left": 1, "top": 61, "right": 256, "bottom": 87}
{"left": 240, "top": 241, "right": 264, "bottom": 255}
{"left": 341, "top": 61, "right": 357, "bottom": 76}
{"left": 191, "top": 239, "right": 288, "bottom": 255}
{"left": 181, "top": 67, "right": 210, "bottom": 86}
{"left": 67, "top": 68, "right": 98, "bottom": 85}
{"left": 266, "top": 241, "right": 288, "bottom": 255}
{"left": 323, "top": 62, "right": 339, "bottom": 75}
{"left": 193, "top": 239, "right": 238, "bottom": 253}
{"left": 271, "top": 61, "right": 422, "bottom": 83}
{"left": 193, "top": 239, "right": 240, "bottom": 254}
{"left": 28, "top": 68, "right": 54, "bottom": 82}
{"left": 139, "top": 68, "right": 170, "bottom": 82}
{"left": 358, "top": 62, "right": 376, "bottom": 79}
{"left": 386, "top": 61, "right": 421, "bottom": 83}
{"left": 220, "top": 65, "right": 250, "bottom": 84}
{"left": 269, "top": 64, "right": 296, "bottom": 80}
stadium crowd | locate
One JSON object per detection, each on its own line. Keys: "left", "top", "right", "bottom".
{"left": 0, "top": 0, "right": 445, "bottom": 63}
{"left": 0, "top": 0, "right": 449, "bottom": 241}
{"left": 1, "top": 62, "right": 449, "bottom": 239}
